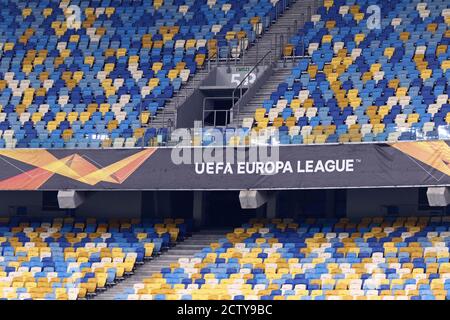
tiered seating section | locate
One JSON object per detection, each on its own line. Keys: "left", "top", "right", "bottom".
{"left": 0, "top": 217, "right": 190, "bottom": 299}
{"left": 238, "top": 0, "right": 450, "bottom": 145}
{"left": 0, "top": 0, "right": 285, "bottom": 148}
{"left": 117, "top": 217, "right": 450, "bottom": 300}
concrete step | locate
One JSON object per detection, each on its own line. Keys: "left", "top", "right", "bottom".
{"left": 231, "top": 65, "right": 294, "bottom": 125}
{"left": 93, "top": 230, "right": 230, "bottom": 300}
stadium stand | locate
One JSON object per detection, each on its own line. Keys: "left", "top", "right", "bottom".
{"left": 0, "top": 0, "right": 288, "bottom": 149}
{"left": 0, "top": 217, "right": 190, "bottom": 299}
{"left": 2, "top": 0, "right": 450, "bottom": 307}
{"left": 235, "top": 0, "right": 450, "bottom": 145}
{"left": 115, "top": 217, "right": 450, "bottom": 300}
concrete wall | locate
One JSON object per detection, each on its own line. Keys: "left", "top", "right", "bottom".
{"left": 346, "top": 188, "right": 430, "bottom": 217}
{"left": 176, "top": 89, "right": 206, "bottom": 129}
{"left": 0, "top": 188, "right": 442, "bottom": 221}
{"left": 0, "top": 191, "right": 47, "bottom": 217}
{"left": 76, "top": 191, "right": 142, "bottom": 218}
{"left": 0, "top": 191, "right": 143, "bottom": 218}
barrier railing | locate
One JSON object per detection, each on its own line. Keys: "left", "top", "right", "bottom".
{"left": 168, "top": 125, "right": 450, "bottom": 147}
{"left": 231, "top": 50, "right": 273, "bottom": 126}
{"left": 202, "top": 96, "right": 240, "bottom": 127}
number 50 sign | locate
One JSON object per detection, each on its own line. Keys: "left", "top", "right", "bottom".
{"left": 230, "top": 72, "right": 257, "bottom": 86}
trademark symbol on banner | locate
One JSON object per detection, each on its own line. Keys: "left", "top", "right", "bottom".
{"left": 356, "top": 159, "right": 362, "bottom": 163}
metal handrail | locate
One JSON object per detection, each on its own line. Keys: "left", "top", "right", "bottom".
{"left": 204, "top": 109, "right": 233, "bottom": 128}
{"left": 231, "top": 50, "right": 273, "bottom": 124}
{"left": 207, "top": 50, "right": 219, "bottom": 71}
{"left": 202, "top": 96, "right": 240, "bottom": 127}
{"left": 232, "top": 50, "right": 272, "bottom": 102}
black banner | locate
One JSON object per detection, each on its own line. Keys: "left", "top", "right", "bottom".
{"left": 0, "top": 140, "right": 449, "bottom": 190}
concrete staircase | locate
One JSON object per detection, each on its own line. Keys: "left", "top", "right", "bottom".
{"left": 232, "top": 67, "right": 292, "bottom": 126}
{"left": 241, "top": 0, "right": 320, "bottom": 65}
{"left": 229, "top": 0, "right": 324, "bottom": 127}
{"left": 93, "top": 230, "right": 230, "bottom": 300}
{"left": 148, "top": 0, "right": 322, "bottom": 130}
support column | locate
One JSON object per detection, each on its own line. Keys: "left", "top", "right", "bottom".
{"left": 193, "top": 191, "right": 204, "bottom": 229}
{"left": 152, "top": 191, "right": 160, "bottom": 218}
{"left": 152, "top": 192, "right": 172, "bottom": 218}
{"left": 255, "top": 205, "right": 266, "bottom": 218}
{"left": 160, "top": 192, "right": 172, "bottom": 218}
{"left": 325, "top": 190, "right": 335, "bottom": 218}
{"left": 266, "top": 192, "right": 277, "bottom": 219}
